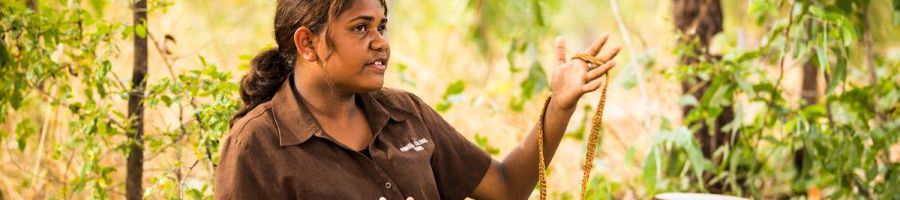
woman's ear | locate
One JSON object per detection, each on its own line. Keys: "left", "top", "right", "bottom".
{"left": 293, "top": 27, "right": 317, "bottom": 62}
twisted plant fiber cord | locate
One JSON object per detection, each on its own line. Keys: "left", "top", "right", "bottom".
{"left": 538, "top": 55, "right": 610, "bottom": 200}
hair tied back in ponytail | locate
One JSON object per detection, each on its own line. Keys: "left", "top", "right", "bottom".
{"left": 231, "top": 48, "right": 292, "bottom": 126}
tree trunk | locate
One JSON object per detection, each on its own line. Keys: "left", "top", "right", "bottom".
{"left": 801, "top": 62, "right": 818, "bottom": 106}
{"left": 26, "top": 0, "right": 37, "bottom": 12}
{"left": 792, "top": 59, "right": 817, "bottom": 191}
{"left": 672, "top": 0, "right": 728, "bottom": 160}
{"left": 126, "top": 0, "right": 147, "bottom": 199}
{"left": 673, "top": 0, "right": 733, "bottom": 193}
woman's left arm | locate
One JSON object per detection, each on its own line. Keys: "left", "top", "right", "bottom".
{"left": 470, "top": 34, "right": 621, "bottom": 200}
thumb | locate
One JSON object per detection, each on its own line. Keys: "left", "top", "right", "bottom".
{"left": 555, "top": 36, "right": 567, "bottom": 66}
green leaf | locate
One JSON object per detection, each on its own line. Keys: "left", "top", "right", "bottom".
{"left": 625, "top": 146, "right": 637, "bottom": 168}
{"left": 135, "top": 23, "right": 147, "bottom": 38}
{"left": 809, "top": 6, "right": 826, "bottom": 19}
{"left": 506, "top": 40, "right": 523, "bottom": 73}
{"left": 474, "top": 133, "right": 500, "bottom": 156}
{"left": 15, "top": 119, "right": 37, "bottom": 151}
{"left": 749, "top": 0, "right": 777, "bottom": 24}
{"left": 436, "top": 80, "right": 466, "bottom": 112}
{"left": 815, "top": 46, "right": 830, "bottom": 77}
{"left": 0, "top": 40, "right": 10, "bottom": 67}
{"left": 508, "top": 96, "right": 525, "bottom": 111}
{"left": 89, "top": 0, "right": 106, "bottom": 15}
{"left": 826, "top": 52, "right": 847, "bottom": 94}
{"left": 800, "top": 104, "right": 827, "bottom": 118}
{"left": 687, "top": 141, "right": 711, "bottom": 176}
{"left": 895, "top": 9, "right": 900, "bottom": 25}
{"left": 396, "top": 63, "right": 416, "bottom": 86}
{"left": 519, "top": 61, "right": 548, "bottom": 100}
{"left": 123, "top": 25, "right": 135, "bottom": 38}
{"left": 678, "top": 95, "right": 699, "bottom": 107}
{"left": 435, "top": 100, "right": 453, "bottom": 112}
{"left": 199, "top": 55, "right": 209, "bottom": 67}
{"left": 642, "top": 148, "right": 658, "bottom": 194}
{"left": 160, "top": 95, "right": 173, "bottom": 106}
{"left": 839, "top": 20, "right": 856, "bottom": 47}
{"left": 735, "top": 73, "right": 755, "bottom": 96}
{"left": 442, "top": 80, "right": 466, "bottom": 98}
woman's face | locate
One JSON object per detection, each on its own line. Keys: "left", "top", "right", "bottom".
{"left": 316, "top": 0, "right": 389, "bottom": 93}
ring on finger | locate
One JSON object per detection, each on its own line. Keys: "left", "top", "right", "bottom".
{"left": 572, "top": 53, "right": 606, "bottom": 70}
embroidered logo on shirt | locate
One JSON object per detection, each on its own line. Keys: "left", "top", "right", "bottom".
{"left": 400, "top": 138, "right": 429, "bottom": 152}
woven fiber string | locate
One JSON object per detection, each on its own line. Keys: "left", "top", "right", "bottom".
{"left": 537, "top": 73, "right": 610, "bottom": 200}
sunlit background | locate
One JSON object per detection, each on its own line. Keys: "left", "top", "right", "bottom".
{"left": 2, "top": 0, "right": 899, "bottom": 199}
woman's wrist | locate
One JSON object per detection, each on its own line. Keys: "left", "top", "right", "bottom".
{"left": 548, "top": 96, "right": 577, "bottom": 118}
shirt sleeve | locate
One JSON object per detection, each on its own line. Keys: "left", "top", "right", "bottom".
{"left": 215, "top": 129, "right": 286, "bottom": 200}
{"left": 408, "top": 93, "right": 493, "bottom": 200}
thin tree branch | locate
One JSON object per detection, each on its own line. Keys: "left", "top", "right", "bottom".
{"left": 147, "top": 32, "right": 217, "bottom": 169}
{"left": 774, "top": 0, "right": 795, "bottom": 93}
{"left": 610, "top": 0, "right": 652, "bottom": 132}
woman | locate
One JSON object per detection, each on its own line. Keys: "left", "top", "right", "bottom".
{"left": 215, "top": 0, "right": 621, "bottom": 199}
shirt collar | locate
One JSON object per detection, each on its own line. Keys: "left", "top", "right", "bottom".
{"left": 270, "top": 78, "right": 409, "bottom": 146}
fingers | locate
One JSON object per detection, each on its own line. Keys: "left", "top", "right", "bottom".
{"left": 555, "top": 36, "right": 567, "bottom": 66}
{"left": 583, "top": 60, "right": 617, "bottom": 82}
{"left": 598, "top": 46, "right": 623, "bottom": 63}
{"left": 582, "top": 75, "right": 607, "bottom": 92}
{"left": 584, "top": 33, "right": 610, "bottom": 56}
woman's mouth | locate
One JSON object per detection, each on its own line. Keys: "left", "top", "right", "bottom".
{"left": 366, "top": 60, "right": 387, "bottom": 73}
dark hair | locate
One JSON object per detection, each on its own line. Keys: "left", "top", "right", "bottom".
{"left": 232, "top": 0, "right": 388, "bottom": 125}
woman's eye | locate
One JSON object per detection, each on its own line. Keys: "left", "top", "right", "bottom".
{"left": 377, "top": 24, "right": 387, "bottom": 34}
{"left": 353, "top": 25, "right": 368, "bottom": 34}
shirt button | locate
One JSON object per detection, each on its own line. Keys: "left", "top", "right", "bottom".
{"left": 384, "top": 181, "right": 392, "bottom": 189}
{"left": 378, "top": 197, "right": 386, "bottom": 200}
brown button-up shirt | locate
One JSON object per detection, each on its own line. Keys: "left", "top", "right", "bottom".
{"left": 215, "top": 79, "right": 492, "bottom": 200}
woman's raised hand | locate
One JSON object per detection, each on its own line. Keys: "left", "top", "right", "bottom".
{"left": 548, "top": 33, "right": 622, "bottom": 111}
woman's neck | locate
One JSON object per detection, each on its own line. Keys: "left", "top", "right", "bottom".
{"left": 293, "top": 73, "right": 359, "bottom": 120}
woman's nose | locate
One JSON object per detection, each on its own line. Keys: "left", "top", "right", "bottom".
{"left": 370, "top": 33, "right": 389, "bottom": 51}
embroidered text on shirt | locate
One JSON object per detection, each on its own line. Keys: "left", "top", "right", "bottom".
{"left": 400, "top": 138, "right": 429, "bottom": 152}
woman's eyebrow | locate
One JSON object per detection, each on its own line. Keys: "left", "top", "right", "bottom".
{"left": 348, "top": 15, "right": 388, "bottom": 24}
{"left": 349, "top": 15, "right": 375, "bottom": 23}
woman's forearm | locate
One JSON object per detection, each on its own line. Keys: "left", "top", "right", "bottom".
{"left": 472, "top": 35, "right": 620, "bottom": 199}
{"left": 498, "top": 97, "right": 576, "bottom": 198}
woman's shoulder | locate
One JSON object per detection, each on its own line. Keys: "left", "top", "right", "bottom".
{"left": 370, "top": 87, "right": 427, "bottom": 111}
{"left": 224, "top": 102, "right": 278, "bottom": 147}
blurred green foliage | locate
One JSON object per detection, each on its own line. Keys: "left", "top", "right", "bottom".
{"left": 1, "top": 0, "right": 235, "bottom": 198}
{"left": 648, "top": 0, "right": 900, "bottom": 199}
{"left": 1, "top": 0, "right": 899, "bottom": 199}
